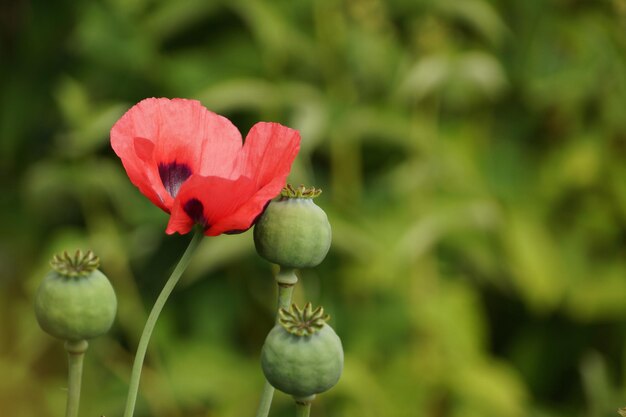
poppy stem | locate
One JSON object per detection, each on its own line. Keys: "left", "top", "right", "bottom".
{"left": 122, "top": 228, "right": 204, "bottom": 417}
{"left": 254, "top": 267, "right": 297, "bottom": 417}
{"left": 295, "top": 400, "right": 312, "bottom": 417}
{"left": 64, "top": 340, "right": 88, "bottom": 417}
{"left": 275, "top": 268, "right": 297, "bottom": 321}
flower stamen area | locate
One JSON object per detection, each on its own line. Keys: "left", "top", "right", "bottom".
{"left": 183, "top": 198, "right": 209, "bottom": 229}
{"left": 158, "top": 162, "right": 192, "bottom": 198}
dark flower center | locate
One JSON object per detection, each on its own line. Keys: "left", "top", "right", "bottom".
{"left": 159, "top": 162, "right": 192, "bottom": 197}
{"left": 184, "top": 198, "right": 209, "bottom": 228}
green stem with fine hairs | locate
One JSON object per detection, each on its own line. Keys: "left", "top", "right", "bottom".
{"left": 295, "top": 401, "right": 312, "bottom": 417}
{"left": 123, "top": 228, "right": 204, "bottom": 417}
{"left": 254, "top": 378, "right": 275, "bottom": 417}
{"left": 275, "top": 274, "right": 296, "bottom": 321}
{"left": 65, "top": 340, "right": 88, "bottom": 417}
{"left": 254, "top": 267, "right": 297, "bottom": 417}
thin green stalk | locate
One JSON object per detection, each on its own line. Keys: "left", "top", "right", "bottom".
{"left": 254, "top": 267, "right": 298, "bottom": 417}
{"left": 64, "top": 340, "right": 88, "bottom": 417}
{"left": 123, "top": 229, "right": 204, "bottom": 417}
{"left": 255, "top": 383, "right": 275, "bottom": 417}
{"left": 295, "top": 401, "right": 311, "bottom": 417}
{"left": 276, "top": 286, "right": 295, "bottom": 321}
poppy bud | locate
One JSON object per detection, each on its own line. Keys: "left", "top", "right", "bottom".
{"left": 254, "top": 185, "right": 331, "bottom": 269}
{"left": 261, "top": 303, "right": 343, "bottom": 400}
{"left": 35, "top": 251, "right": 117, "bottom": 341}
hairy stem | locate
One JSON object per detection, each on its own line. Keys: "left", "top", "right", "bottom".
{"left": 65, "top": 340, "right": 88, "bottom": 417}
{"left": 123, "top": 229, "right": 203, "bottom": 417}
{"left": 295, "top": 400, "right": 311, "bottom": 417}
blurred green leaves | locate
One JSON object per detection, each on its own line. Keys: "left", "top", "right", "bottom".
{"left": 1, "top": 0, "right": 625, "bottom": 416}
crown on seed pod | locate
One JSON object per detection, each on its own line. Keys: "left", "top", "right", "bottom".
{"left": 50, "top": 250, "right": 100, "bottom": 277}
{"left": 280, "top": 184, "right": 322, "bottom": 199}
{"left": 278, "top": 302, "right": 330, "bottom": 337}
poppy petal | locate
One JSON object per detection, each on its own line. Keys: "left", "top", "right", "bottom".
{"left": 208, "top": 175, "right": 287, "bottom": 235}
{"left": 111, "top": 126, "right": 169, "bottom": 212}
{"left": 208, "top": 122, "right": 300, "bottom": 235}
{"left": 111, "top": 98, "right": 242, "bottom": 212}
{"left": 234, "top": 122, "right": 301, "bottom": 188}
{"left": 165, "top": 175, "right": 257, "bottom": 236}
{"left": 112, "top": 99, "right": 302, "bottom": 237}
{"left": 150, "top": 98, "right": 242, "bottom": 178}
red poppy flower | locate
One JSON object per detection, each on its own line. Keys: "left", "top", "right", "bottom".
{"left": 110, "top": 98, "right": 300, "bottom": 236}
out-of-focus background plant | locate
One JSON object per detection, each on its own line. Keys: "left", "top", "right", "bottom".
{"left": 1, "top": 0, "right": 625, "bottom": 416}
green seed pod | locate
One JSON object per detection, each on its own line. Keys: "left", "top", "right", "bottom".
{"left": 35, "top": 250, "right": 117, "bottom": 341}
{"left": 254, "top": 185, "right": 331, "bottom": 269}
{"left": 261, "top": 303, "right": 343, "bottom": 400}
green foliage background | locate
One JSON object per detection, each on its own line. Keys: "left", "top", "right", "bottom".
{"left": 1, "top": 0, "right": 625, "bottom": 416}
